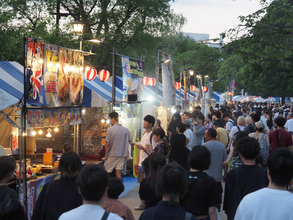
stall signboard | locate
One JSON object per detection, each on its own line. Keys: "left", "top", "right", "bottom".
{"left": 161, "top": 52, "right": 175, "bottom": 106}
{"left": 58, "top": 49, "right": 84, "bottom": 106}
{"left": 122, "top": 56, "right": 144, "bottom": 101}
{"left": 69, "top": 108, "right": 81, "bottom": 125}
{"left": 27, "top": 109, "right": 44, "bottom": 128}
{"left": 27, "top": 109, "right": 71, "bottom": 127}
{"left": 25, "top": 39, "right": 84, "bottom": 107}
{"left": 44, "top": 45, "right": 59, "bottom": 106}
{"left": 26, "top": 38, "right": 45, "bottom": 105}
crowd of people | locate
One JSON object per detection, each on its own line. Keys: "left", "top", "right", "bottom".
{"left": 0, "top": 102, "right": 293, "bottom": 220}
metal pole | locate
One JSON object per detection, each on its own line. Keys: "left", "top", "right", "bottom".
{"left": 180, "top": 70, "right": 182, "bottom": 107}
{"left": 111, "top": 47, "right": 116, "bottom": 111}
{"left": 155, "top": 51, "right": 160, "bottom": 105}
{"left": 56, "top": 0, "right": 60, "bottom": 37}
{"left": 79, "top": 39, "right": 83, "bottom": 51}
{"left": 22, "top": 36, "right": 28, "bottom": 214}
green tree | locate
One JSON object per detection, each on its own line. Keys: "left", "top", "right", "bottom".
{"left": 219, "top": 0, "right": 293, "bottom": 100}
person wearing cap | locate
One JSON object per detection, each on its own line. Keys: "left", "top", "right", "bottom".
{"left": 249, "top": 121, "right": 270, "bottom": 165}
{"left": 285, "top": 113, "right": 293, "bottom": 136}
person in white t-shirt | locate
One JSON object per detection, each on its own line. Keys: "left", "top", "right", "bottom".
{"left": 59, "top": 164, "right": 122, "bottom": 220}
{"left": 234, "top": 148, "right": 293, "bottom": 220}
{"left": 285, "top": 112, "right": 293, "bottom": 135}
{"left": 182, "top": 119, "right": 193, "bottom": 151}
{"left": 227, "top": 116, "right": 246, "bottom": 151}
{"left": 135, "top": 115, "right": 157, "bottom": 179}
{"left": 223, "top": 112, "right": 234, "bottom": 134}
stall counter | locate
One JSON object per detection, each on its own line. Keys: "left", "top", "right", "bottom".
{"left": 20, "top": 173, "right": 57, "bottom": 219}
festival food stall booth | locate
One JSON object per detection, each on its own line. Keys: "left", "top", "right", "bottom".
{"left": 0, "top": 38, "right": 120, "bottom": 218}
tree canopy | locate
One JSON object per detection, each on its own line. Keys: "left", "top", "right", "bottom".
{"left": 219, "top": 0, "right": 293, "bottom": 98}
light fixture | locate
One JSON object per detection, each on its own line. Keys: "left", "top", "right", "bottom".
{"left": 189, "top": 70, "right": 194, "bottom": 76}
{"left": 72, "top": 20, "right": 85, "bottom": 35}
{"left": 189, "top": 107, "right": 193, "bottom": 111}
{"left": 38, "top": 130, "right": 43, "bottom": 135}
{"left": 22, "top": 132, "right": 27, "bottom": 136}
{"left": 48, "top": 61, "right": 53, "bottom": 67}
{"left": 106, "top": 119, "right": 110, "bottom": 124}
{"left": 86, "top": 38, "right": 101, "bottom": 43}
{"left": 82, "top": 109, "right": 86, "bottom": 114}
{"left": 205, "top": 75, "right": 209, "bottom": 78}
{"left": 56, "top": 63, "right": 60, "bottom": 69}
{"left": 101, "top": 119, "right": 105, "bottom": 123}
{"left": 171, "top": 108, "right": 176, "bottom": 114}
{"left": 163, "top": 59, "right": 170, "bottom": 63}
{"left": 54, "top": 127, "right": 59, "bottom": 132}
{"left": 46, "top": 129, "right": 52, "bottom": 138}
{"left": 147, "top": 96, "right": 154, "bottom": 101}
{"left": 32, "top": 130, "right": 36, "bottom": 136}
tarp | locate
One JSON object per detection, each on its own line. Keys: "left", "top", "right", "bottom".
{"left": 0, "top": 61, "right": 112, "bottom": 109}
{"left": 0, "top": 61, "right": 24, "bottom": 111}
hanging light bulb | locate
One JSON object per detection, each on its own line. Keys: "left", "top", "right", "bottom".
{"left": 106, "top": 119, "right": 110, "bottom": 124}
{"left": 56, "top": 63, "right": 60, "bottom": 69}
{"left": 32, "top": 130, "right": 36, "bottom": 136}
{"left": 39, "top": 59, "right": 43, "bottom": 64}
{"left": 101, "top": 119, "right": 105, "bottom": 123}
{"left": 46, "top": 129, "right": 52, "bottom": 138}
{"left": 38, "top": 130, "right": 43, "bottom": 135}
{"left": 48, "top": 61, "right": 53, "bottom": 67}
{"left": 54, "top": 127, "right": 59, "bottom": 132}
{"left": 22, "top": 132, "right": 27, "bottom": 136}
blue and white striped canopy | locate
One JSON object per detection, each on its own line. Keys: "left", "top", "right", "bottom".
{"left": 0, "top": 61, "right": 24, "bottom": 111}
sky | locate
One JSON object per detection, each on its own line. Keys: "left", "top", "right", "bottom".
{"left": 170, "top": 0, "right": 264, "bottom": 40}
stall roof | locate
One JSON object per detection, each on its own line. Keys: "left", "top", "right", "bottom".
{"left": 0, "top": 61, "right": 24, "bottom": 111}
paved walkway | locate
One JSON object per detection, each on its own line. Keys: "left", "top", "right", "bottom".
{"left": 119, "top": 175, "right": 228, "bottom": 220}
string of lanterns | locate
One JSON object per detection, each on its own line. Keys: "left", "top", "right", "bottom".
{"left": 175, "top": 82, "right": 181, "bottom": 90}
{"left": 85, "top": 67, "right": 110, "bottom": 82}
{"left": 143, "top": 76, "right": 156, "bottom": 86}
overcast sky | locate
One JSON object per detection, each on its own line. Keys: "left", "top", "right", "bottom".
{"left": 170, "top": 0, "right": 264, "bottom": 39}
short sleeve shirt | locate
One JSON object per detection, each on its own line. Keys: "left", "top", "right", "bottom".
{"left": 193, "top": 125, "right": 205, "bottom": 146}
{"left": 185, "top": 129, "right": 194, "bottom": 151}
{"left": 226, "top": 119, "right": 234, "bottom": 132}
{"left": 139, "top": 131, "right": 157, "bottom": 166}
{"left": 268, "top": 129, "right": 293, "bottom": 152}
{"left": 229, "top": 126, "right": 245, "bottom": 148}
{"left": 105, "top": 124, "right": 131, "bottom": 157}
{"left": 284, "top": 119, "right": 293, "bottom": 132}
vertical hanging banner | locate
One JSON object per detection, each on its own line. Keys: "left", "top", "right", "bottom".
{"left": 197, "top": 76, "right": 202, "bottom": 102}
{"left": 26, "top": 39, "right": 45, "bottom": 105}
{"left": 44, "top": 45, "right": 59, "bottom": 106}
{"left": 70, "top": 53, "right": 84, "bottom": 106}
{"left": 161, "top": 52, "right": 175, "bottom": 106}
{"left": 122, "top": 56, "right": 144, "bottom": 101}
{"left": 58, "top": 49, "right": 71, "bottom": 106}
{"left": 12, "top": 127, "right": 18, "bottom": 155}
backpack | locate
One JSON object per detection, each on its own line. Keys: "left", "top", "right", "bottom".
{"left": 247, "top": 123, "right": 256, "bottom": 134}
{"left": 257, "top": 133, "right": 270, "bottom": 164}
{"left": 229, "top": 119, "right": 235, "bottom": 126}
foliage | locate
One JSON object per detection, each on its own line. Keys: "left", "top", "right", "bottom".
{"left": 219, "top": 0, "right": 293, "bottom": 98}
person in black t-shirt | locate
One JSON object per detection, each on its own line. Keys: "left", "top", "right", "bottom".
{"left": 223, "top": 137, "right": 268, "bottom": 220}
{"left": 169, "top": 123, "right": 189, "bottom": 171}
{"left": 168, "top": 113, "right": 182, "bottom": 140}
{"left": 139, "top": 153, "right": 166, "bottom": 209}
{"left": 181, "top": 145, "right": 221, "bottom": 220}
